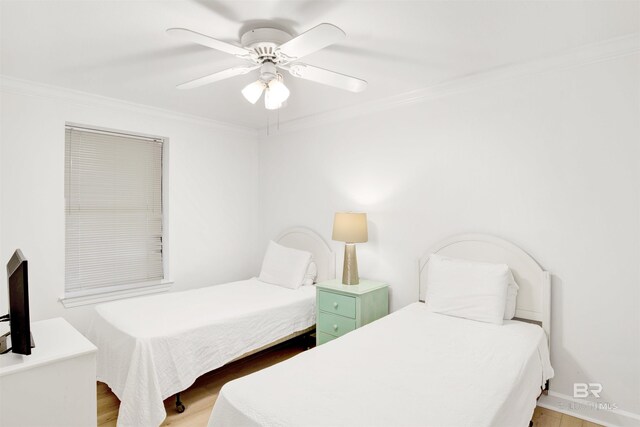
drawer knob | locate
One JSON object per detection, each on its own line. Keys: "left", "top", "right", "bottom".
{"left": 333, "top": 302, "right": 338, "bottom": 308}
{"left": 333, "top": 324, "right": 338, "bottom": 331}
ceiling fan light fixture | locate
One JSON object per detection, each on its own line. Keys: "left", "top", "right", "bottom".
{"left": 264, "top": 75, "right": 290, "bottom": 110}
{"left": 268, "top": 77, "right": 290, "bottom": 103}
{"left": 264, "top": 88, "right": 282, "bottom": 110}
{"left": 168, "top": 23, "right": 367, "bottom": 112}
{"left": 241, "top": 80, "right": 265, "bottom": 104}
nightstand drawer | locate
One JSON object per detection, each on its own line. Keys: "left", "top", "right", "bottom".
{"left": 315, "top": 279, "right": 389, "bottom": 347}
{"left": 318, "top": 312, "right": 356, "bottom": 337}
{"left": 318, "top": 291, "right": 356, "bottom": 318}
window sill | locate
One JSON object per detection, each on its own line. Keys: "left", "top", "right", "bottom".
{"left": 59, "top": 281, "right": 173, "bottom": 308}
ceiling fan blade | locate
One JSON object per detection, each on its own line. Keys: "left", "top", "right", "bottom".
{"left": 284, "top": 63, "right": 367, "bottom": 92}
{"left": 278, "top": 23, "right": 345, "bottom": 60}
{"left": 167, "top": 28, "right": 251, "bottom": 57}
{"left": 177, "top": 65, "right": 259, "bottom": 90}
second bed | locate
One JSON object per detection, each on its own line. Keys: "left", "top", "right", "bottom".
{"left": 208, "top": 234, "right": 554, "bottom": 427}
{"left": 87, "top": 227, "right": 334, "bottom": 427}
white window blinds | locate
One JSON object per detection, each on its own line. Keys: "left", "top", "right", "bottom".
{"left": 65, "top": 126, "right": 164, "bottom": 296}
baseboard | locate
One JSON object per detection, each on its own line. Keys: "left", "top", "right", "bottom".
{"left": 537, "top": 391, "right": 640, "bottom": 427}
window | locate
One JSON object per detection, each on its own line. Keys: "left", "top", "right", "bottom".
{"left": 64, "top": 124, "right": 166, "bottom": 301}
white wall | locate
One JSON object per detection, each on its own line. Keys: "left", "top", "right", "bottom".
{"left": 258, "top": 54, "right": 640, "bottom": 423}
{"left": 0, "top": 81, "right": 260, "bottom": 332}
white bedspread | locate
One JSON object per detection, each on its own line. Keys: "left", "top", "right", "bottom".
{"left": 86, "top": 278, "right": 316, "bottom": 427}
{"left": 209, "top": 302, "right": 553, "bottom": 427}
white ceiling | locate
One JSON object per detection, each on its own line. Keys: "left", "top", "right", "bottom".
{"left": 1, "top": 0, "right": 638, "bottom": 129}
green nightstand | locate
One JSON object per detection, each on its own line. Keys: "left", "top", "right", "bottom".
{"left": 316, "top": 279, "right": 389, "bottom": 345}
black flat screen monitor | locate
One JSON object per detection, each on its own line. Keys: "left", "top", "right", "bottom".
{"left": 6, "top": 249, "right": 31, "bottom": 355}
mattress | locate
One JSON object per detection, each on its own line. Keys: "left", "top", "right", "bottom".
{"left": 209, "top": 302, "right": 553, "bottom": 427}
{"left": 86, "top": 278, "right": 316, "bottom": 427}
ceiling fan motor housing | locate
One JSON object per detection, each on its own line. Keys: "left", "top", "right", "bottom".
{"left": 259, "top": 62, "right": 278, "bottom": 83}
{"left": 241, "top": 28, "right": 292, "bottom": 64}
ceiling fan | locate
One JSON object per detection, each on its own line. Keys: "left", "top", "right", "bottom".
{"left": 167, "top": 23, "right": 367, "bottom": 110}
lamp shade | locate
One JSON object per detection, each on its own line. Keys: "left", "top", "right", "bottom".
{"left": 332, "top": 212, "right": 368, "bottom": 243}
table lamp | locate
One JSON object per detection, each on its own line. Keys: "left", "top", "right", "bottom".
{"left": 332, "top": 212, "right": 368, "bottom": 285}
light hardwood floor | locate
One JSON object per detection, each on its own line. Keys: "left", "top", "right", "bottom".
{"left": 97, "top": 338, "right": 601, "bottom": 427}
{"left": 532, "top": 407, "right": 602, "bottom": 427}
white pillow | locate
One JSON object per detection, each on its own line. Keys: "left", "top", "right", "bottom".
{"left": 425, "top": 254, "right": 509, "bottom": 325}
{"left": 259, "top": 241, "right": 312, "bottom": 289}
{"left": 504, "top": 271, "right": 519, "bottom": 320}
{"left": 302, "top": 261, "right": 317, "bottom": 286}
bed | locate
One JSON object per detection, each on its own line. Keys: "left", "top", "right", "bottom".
{"left": 86, "top": 227, "right": 334, "bottom": 427}
{"left": 208, "top": 234, "right": 554, "bottom": 427}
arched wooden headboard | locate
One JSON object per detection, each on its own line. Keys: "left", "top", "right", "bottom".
{"left": 275, "top": 227, "right": 335, "bottom": 283}
{"left": 419, "top": 234, "right": 550, "bottom": 340}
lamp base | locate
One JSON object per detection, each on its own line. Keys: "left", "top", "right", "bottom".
{"left": 342, "top": 244, "right": 359, "bottom": 285}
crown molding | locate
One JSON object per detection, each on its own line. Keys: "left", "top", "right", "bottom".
{"left": 261, "top": 33, "right": 640, "bottom": 136}
{"left": 2, "top": 33, "right": 637, "bottom": 138}
{"left": 0, "top": 76, "right": 258, "bottom": 137}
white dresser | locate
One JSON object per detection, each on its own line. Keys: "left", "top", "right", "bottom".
{"left": 0, "top": 317, "right": 97, "bottom": 427}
